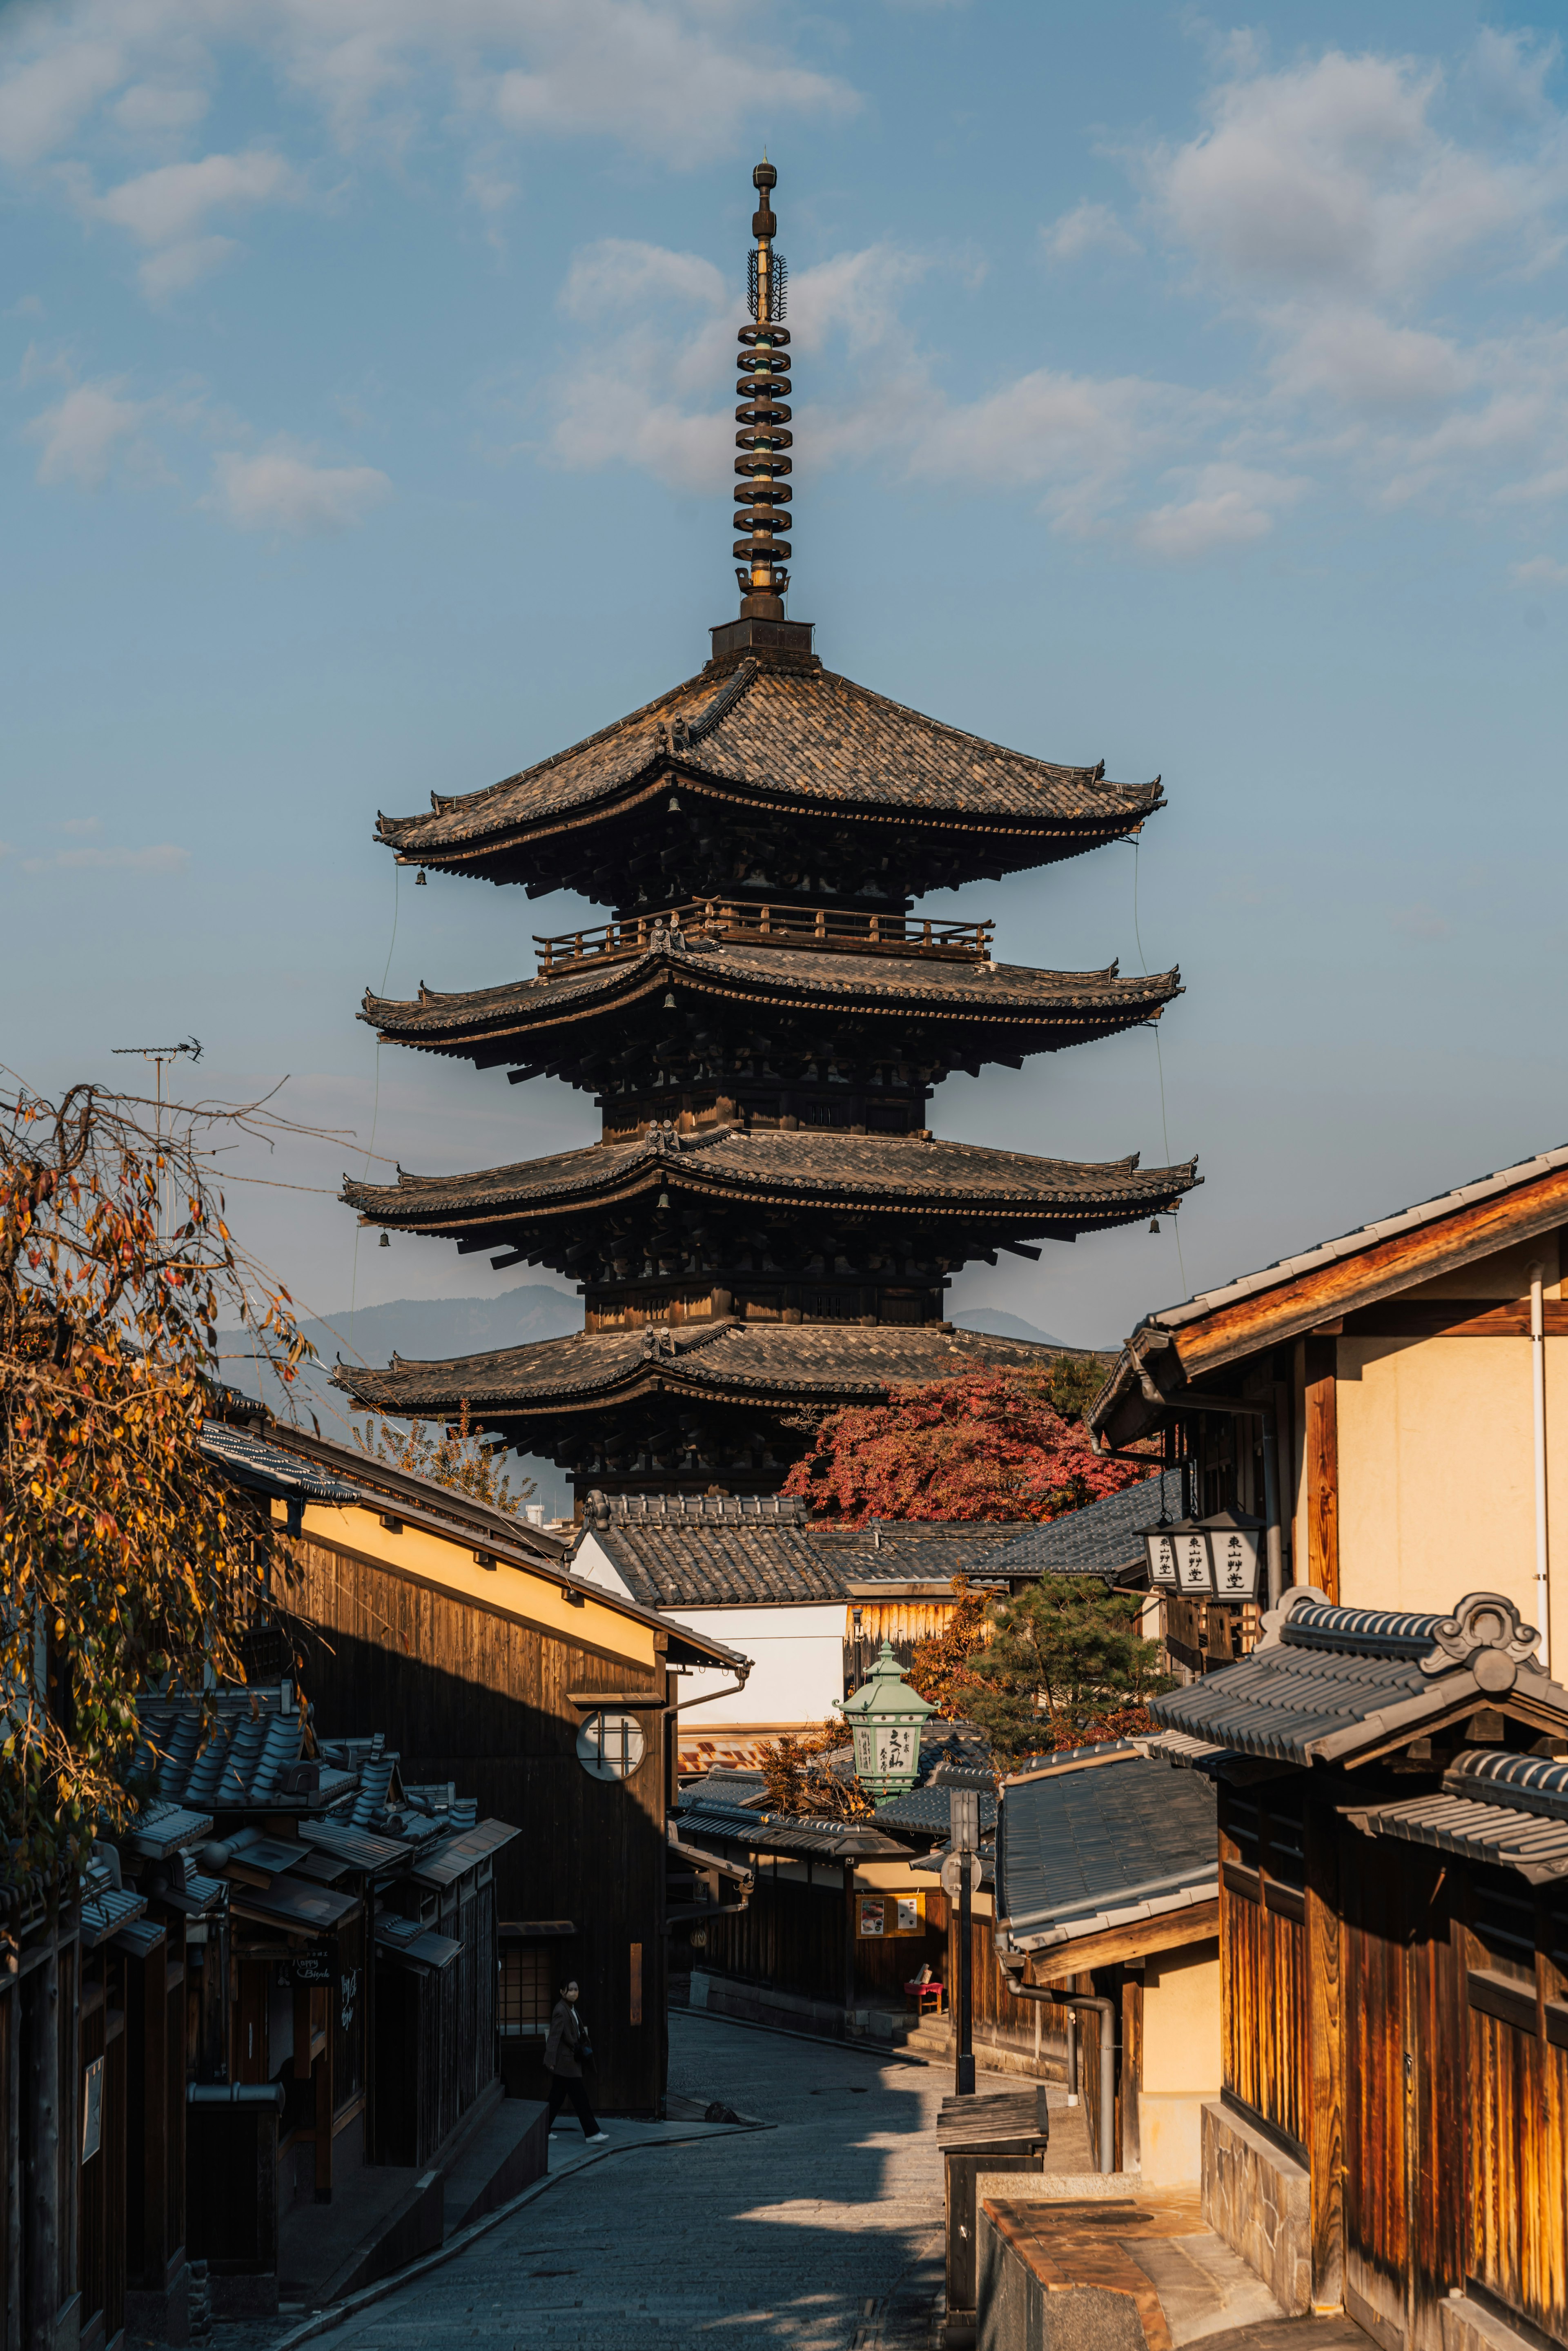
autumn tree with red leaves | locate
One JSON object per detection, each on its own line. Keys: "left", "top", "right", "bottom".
{"left": 781, "top": 1364, "right": 1152, "bottom": 1527}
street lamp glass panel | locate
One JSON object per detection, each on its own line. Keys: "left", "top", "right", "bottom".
{"left": 1201, "top": 1513, "right": 1264, "bottom": 1600}
{"left": 1143, "top": 1528, "right": 1180, "bottom": 1587}
{"left": 1176, "top": 1530, "right": 1215, "bottom": 1594}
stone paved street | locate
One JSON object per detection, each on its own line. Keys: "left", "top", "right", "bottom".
{"left": 295, "top": 2015, "right": 953, "bottom": 2350}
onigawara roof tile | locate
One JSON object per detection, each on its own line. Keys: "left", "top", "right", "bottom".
{"left": 377, "top": 657, "right": 1163, "bottom": 869}
{"left": 335, "top": 1319, "right": 1086, "bottom": 1421}
{"left": 1149, "top": 1587, "right": 1568, "bottom": 1766}
{"left": 361, "top": 940, "right": 1181, "bottom": 1059}
{"left": 343, "top": 1127, "right": 1198, "bottom": 1236}
{"left": 995, "top": 1743, "right": 1218, "bottom": 1955}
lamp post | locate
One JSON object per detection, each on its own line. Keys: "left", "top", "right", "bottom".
{"left": 841, "top": 1640, "right": 937, "bottom": 1798}
{"left": 949, "top": 1787, "right": 980, "bottom": 2097}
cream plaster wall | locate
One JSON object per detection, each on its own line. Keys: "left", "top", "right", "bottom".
{"left": 1290, "top": 1235, "right": 1566, "bottom": 1652}
{"left": 1139, "top": 1940, "right": 1221, "bottom": 2186}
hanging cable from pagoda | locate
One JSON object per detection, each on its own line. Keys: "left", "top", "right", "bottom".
{"left": 735, "top": 158, "right": 792, "bottom": 620}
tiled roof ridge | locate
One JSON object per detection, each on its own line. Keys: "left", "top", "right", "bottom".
{"left": 794, "top": 666, "right": 1159, "bottom": 807}
{"left": 359, "top": 949, "right": 1183, "bottom": 1028}
{"left": 342, "top": 1129, "right": 1198, "bottom": 1219}
{"left": 376, "top": 664, "right": 711, "bottom": 843}
{"left": 1125, "top": 1139, "right": 1568, "bottom": 1338}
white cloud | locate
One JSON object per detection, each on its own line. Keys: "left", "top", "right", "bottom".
{"left": 0, "top": 36, "right": 122, "bottom": 169}
{"left": 96, "top": 148, "right": 296, "bottom": 245}
{"left": 1512, "top": 555, "right": 1568, "bottom": 586}
{"left": 60, "top": 816, "right": 102, "bottom": 835}
{"left": 1268, "top": 307, "right": 1468, "bottom": 412}
{"left": 559, "top": 238, "right": 727, "bottom": 323}
{"left": 208, "top": 447, "right": 394, "bottom": 534}
{"left": 1134, "top": 465, "right": 1305, "bottom": 559}
{"left": 26, "top": 379, "right": 147, "bottom": 487}
{"left": 111, "top": 84, "right": 210, "bottom": 136}
{"left": 1391, "top": 902, "right": 1451, "bottom": 940}
{"left": 18, "top": 839, "right": 190, "bottom": 875}
{"left": 1041, "top": 201, "right": 1141, "bottom": 263}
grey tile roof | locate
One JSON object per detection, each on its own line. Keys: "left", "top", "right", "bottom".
{"left": 80, "top": 1884, "right": 150, "bottom": 1951}
{"left": 675, "top": 1799, "right": 911, "bottom": 1860}
{"left": 361, "top": 939, "right": 1181, "bottom": 1059}
{"left": 334, "top": 1318, "right": 1079, "bottom": 1418}
{"left": 199, "top": 1420, "right": 361, "bottom": 1506}
{"left": 377, "top": 657, "right": 1163, "bottom": 865}
{"left": 983, "top": 1466, "right": 1190, "bottom": 1580}
{"left": 874, "top": 1785, "right": 998, "bottom": 1836}
{"left": 1345, "top": 1746, "right": 1568, "bottom": 1884}
{"left": 578, "top": 1509, "right": 1074, "bottom": 1609}
{"left": 1147, "top": 1589, "right": 1568, "bottom": 1765}
{"left": 343, "top": 1126, "right": 1197, "bottom": 1235}
{"left": 995, "top": 1749, "right": 1218, "bottom": 1954}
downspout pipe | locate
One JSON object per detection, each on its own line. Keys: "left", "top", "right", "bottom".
{"left": 1530, "top": 1262, "right": 1551, "bottom": 1673}
{"left": 1009, "top": 1985, "right": 1118, "bottom": 2173}
{"left": 1261, "top": 1409, "right": 1284, "bottom": 1610}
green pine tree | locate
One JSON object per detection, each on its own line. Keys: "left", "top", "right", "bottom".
{"left": 961, "top": 1579, "right": 1172, "bottom": 1759}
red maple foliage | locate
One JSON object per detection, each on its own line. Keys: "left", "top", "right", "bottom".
{"left": 782, "top": 1366, "right": 1155, "bottom": 1527}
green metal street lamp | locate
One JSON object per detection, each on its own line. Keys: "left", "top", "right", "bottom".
{"left": 841, "top": 1641, "right": 938, "bottom": 1798}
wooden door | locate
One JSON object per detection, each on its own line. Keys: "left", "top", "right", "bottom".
{"left": 1343, "top": 1843, "right": 1461, "bottom": 2351}
{"left": 1464, "top": 1870, "right": 1568, "bottom": 2344}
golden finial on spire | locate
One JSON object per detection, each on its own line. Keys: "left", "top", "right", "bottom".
{"left": 734, "top": 158, "right": 791, "bottom": 619}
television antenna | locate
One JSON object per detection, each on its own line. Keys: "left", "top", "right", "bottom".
{"left": 110, "top": 1037, "right": 203, "bottom": 1241}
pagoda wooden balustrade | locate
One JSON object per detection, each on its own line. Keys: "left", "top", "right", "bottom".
{"left": 534, "top": 900, "right": 994, "bottom": 974}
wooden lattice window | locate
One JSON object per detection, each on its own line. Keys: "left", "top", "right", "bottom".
{"left": 498, "top": 1946, "right": 552, "bottom": 2039}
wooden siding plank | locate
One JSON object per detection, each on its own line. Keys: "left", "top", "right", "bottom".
{"left": 1304, "top": 1339, "right": 1339, "bottom": 1603}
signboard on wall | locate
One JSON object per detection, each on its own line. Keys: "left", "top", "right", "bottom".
{"left": 858, "top": 1892, "right": 927, "bottom": 1937}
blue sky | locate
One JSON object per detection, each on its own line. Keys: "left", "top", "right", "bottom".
{"left": 5, "top": 0, "right": 1568, "bottom": 1363}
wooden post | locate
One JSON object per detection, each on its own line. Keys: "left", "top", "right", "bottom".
{"left": 23, "top": 1930, "right": 59, "bottom": 2351}
{"left": 1305, "top": 1801, "right": 1344, "bottom": 2311}
{"left": 1304, "top": 1338, "right": 1339, "bottom": 1601}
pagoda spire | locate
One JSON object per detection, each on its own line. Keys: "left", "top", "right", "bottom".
{"left": 734, "top": 158, "right": 792, "bottom": 620}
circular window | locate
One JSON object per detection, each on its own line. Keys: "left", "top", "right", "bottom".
{"left": 576, "top": 1710, "right": 647, "bottom": 1781}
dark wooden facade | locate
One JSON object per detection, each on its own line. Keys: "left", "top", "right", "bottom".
{"left": 286, "top": 1524, "right": 719, "bottom": 2115}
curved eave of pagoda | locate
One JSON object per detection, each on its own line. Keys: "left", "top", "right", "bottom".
{"left": 372, "top": 657, "right": 1164, "bottom": 889}
{"left": 357, "top": 952, "right": 1185, "bottom": 1065}
{"left": 341, "top": 1131, "right": 1201, "bottom": 1240}
{"left": 330, "top": 1320, "right": 1077, "bottom": 1422}
{"left": 376, "top": 759, "right": 1163, "bottom": 887}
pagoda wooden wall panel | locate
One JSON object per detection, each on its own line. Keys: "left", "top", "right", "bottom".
{"left": 289, "top": 1534, "right": 668, "bottom": 2116}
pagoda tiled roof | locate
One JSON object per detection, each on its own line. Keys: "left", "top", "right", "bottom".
{"left": 361, "top": 939, "right": 1180, "bottom": 1060}
{"left": 333, "top": 1319, "right": 1074, "bottom": 1419}
{"left": 343, "top": 1127, "right": 1198, "bottom": 1235}
{"left": 375, "top": 656, "right": 1162, "bottom": 870}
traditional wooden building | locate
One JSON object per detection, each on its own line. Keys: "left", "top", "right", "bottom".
{"left": 1147, "top": 1584, "right": 1568, "bottom": 2351}
{"left": 992, "top": 1741, "right": 1221, "bottom": 2183}
{"left": 204, "top": 1419, "right": 751, "bottom": 2117}
{"left": 568, "top": 1493, "right": 1052, "bottom": 1767}
{"left": 334, "top": 158, "right": 1196, "bottom": 1506}
{"left": 1089, "top": 1140, "right": 1568, "bottom": 1675}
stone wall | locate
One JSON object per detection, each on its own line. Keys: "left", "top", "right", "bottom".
{"left": 1199, "top": 2099, "right": 1310, "bottom": 2317}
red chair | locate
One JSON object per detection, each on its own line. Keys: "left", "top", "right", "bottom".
{"left": 905, "top": 1977, "right": 947, "bottom": 2019}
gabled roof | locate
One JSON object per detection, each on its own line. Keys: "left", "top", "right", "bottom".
{"left": 377, "top": 655, "right": 1163, "bottom": 880}
{"left": 1090, "top": 1140, "right": 1568, "bottom": 1448}
{"left": 983, "top": 1465, "right": 1186, "bottom": 1582}
{"left": 1148, "top": 1587, "right": 1568, "bottom": 1767}
{"left": 343, "top": 1128, "right": 1198, "bottom": 1242}
{"left": 361, "top": 939, "right": 1181, "bottom": 1066}
{"left": 574, "top": 1506, "right": 1048, "bottom": 1609}
{"left": 995, "top": 1744, "right": 1218, "bottom": 1954}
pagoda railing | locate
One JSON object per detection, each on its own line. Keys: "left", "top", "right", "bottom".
{"left": 534, "top": 900, "right": 994, "bottom": 974}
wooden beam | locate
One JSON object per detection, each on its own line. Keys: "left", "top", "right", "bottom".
{"left": 1305, "top": 1337, "right": 1339, "bottom": 1603}
{"left": 1018, "top": 1898, "right": 1218, "bottom": 1985}
{"left": 1305, "top": 1802, "right": 1344, "bottom": 2311}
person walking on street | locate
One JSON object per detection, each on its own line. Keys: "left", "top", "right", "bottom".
{"left": 544, "top": 1980, "right": 607, "bottom": 2142}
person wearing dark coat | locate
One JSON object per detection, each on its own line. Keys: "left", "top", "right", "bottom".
{"left": 543, "top": 1981, "right": 606, "bottom": 2140}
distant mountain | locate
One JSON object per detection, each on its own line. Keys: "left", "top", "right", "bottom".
{"left": 950, "top": 1307, "right": 1074, "bottom": 1347}
{"left": 213, "top": 1287, "right": 581, "bottom": 1518}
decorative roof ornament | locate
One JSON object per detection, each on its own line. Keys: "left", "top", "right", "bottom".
{"left": 734, "top": 158, "right": 792, "bottom": 620}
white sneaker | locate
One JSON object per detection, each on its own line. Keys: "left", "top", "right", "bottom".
{"left": 586, "top": 2130, "right": 609, "bottom": 2143}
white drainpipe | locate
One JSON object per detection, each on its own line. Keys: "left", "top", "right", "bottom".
{"left": 1530, "top": 1261, "right": 1551, "bottom": 1673}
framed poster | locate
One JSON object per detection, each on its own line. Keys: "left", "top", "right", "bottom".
{"left": 895, "top": 1896, "right": 921, "bottom": 1933}
{"left": 858, "top": 1896, "right": 886, "bottom": 1936}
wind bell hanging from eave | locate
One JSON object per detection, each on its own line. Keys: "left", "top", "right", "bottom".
{"left": 734, "top": 158, "right": 792, "bottom": 620}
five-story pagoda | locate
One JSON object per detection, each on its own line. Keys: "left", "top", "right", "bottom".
{"left": 337, "top": 162, "right": 1198, "bottom": 1506}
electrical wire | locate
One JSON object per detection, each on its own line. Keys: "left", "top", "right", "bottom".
{"left": 349, "top": 863, "right": 401, "bottom": 1337}
{"left": 1132, "top": 838, "right": 1188, "bottom": 1297}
